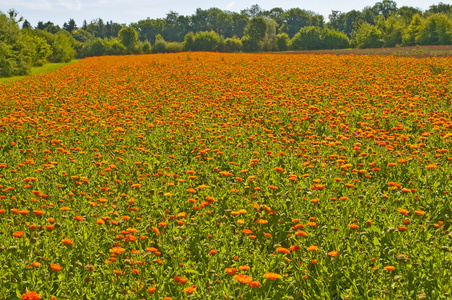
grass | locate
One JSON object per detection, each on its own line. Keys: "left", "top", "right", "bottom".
{"left": 0, "top": 60, "right": 80, "bottom": 84}
{"left": 282, "top": 45, "right": 452, "bottom": 57}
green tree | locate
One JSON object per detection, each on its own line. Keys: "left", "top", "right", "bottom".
{"left": 152, "top": 34, "right": 167, "bottom": 53}
{"left": 402, "top": 14, "right": 423, "bottom": 45}
{"left": 223, "top": 37, "right": 242, "bottom": 52}
{"left": 352, "top": 22, "right": 384, "bottom": 48}
{"left": 280, "top": 8, "right": 322, "bottom": 38}
{"left": 372, "top": 0, "right": 398, "bottom": 18}
{"left": 291, "top": 26, "right": 324, "bottom": 50}
{"left": 244, "top": 17, "right": 267, "bottom": 42}
{"left": 323, "top": 30, "right": 350, "bottom": 49}
{"left": 276, "top": 33, "right": 290, "bottom": 50}
{"left": 0, "top": 11, "right": 31, "bottom": 76}
{"left": 416, "top": 14, "right": 452, "bottom": 45}
{"left": 119, "top": 26, "right": 139, "bottom": 53}
{"left": 183, "top": 32, "right": 195, "bottom": 51}
{"left": 166, "top": 42, "right": 183, "bottom": 53}
{"left": 192, "top": 31, "right": 223, "bottom": 51}
{"left": 377, "top": 15, "right": 404, "bottom": 47}
{"left": 80, "top": 37, "right": 107, "bottom": 57}
{"left": 22, "top": 32, "right": 52, "bottom": 66}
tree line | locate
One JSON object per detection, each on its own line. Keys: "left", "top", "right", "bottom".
{"left": 1, "top": 1, "right": 452, "bottom": 77}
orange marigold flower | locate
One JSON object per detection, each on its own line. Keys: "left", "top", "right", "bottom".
{"left": 277, "top": 247, "right": 290, "bottom": 255}
{"left": 290, "top": 245, "right": 300, "bottom": 251}
{"left": 295, "top": 230, "right": 308, "bottom": 237}
{"left": 33, "top": 210, "right": 45, "bottom": 216}
{"left": 183, "top": 286, "right": 196, "bottom": 294}
{"left": 398, "top": 226, "right": 408, "bottom": 232}
{"left": 22, "top": 291, "right": 41, "bottom": 300}
{"left": 13, "top": 231, "right": 24, "bottom": 238}
{"left": 225, "top": 268, "right": 237, "bottom": 275}
{"left": 61, "top": 239, "right": 73, "bottom": 245}
{"left": 147, "top": 287, "right": 156, "bottom": 293}
{"left": 249, "top": 280, "right": 261, "bottom": 288}
{"left": 348, "top": 224, "right": 359, "bottom": 229}
{"left": 50, "top": 264, "right": 62, "bottom": 272}
{"left": 234, "top": 274, "right": 253, "bottom": 284}
{"left": 307, "top": 245, "right": 318, "bottom": 251}
{"left": 397, "top": 208, "right": 409, "bottom": 216}
{"left": 239, "top": 265, "right": 250, "bottom": 271}
{"left": 264, "top": 272, "right": 281, "bottom": 280}
{"left": 328, "top": 251, "right": 339, "bottom": 257}
{"left": 110, "top": 247, "right": 126, "bottom": 254}
{"left": 384, "top": 266, "right": 395, "bottom": 271}
{"left": 415, "top": 210, "right": 426, "bottom": 216}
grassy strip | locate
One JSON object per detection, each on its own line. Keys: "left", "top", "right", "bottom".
{"left": 279, "top": 45, "right": 452, "bottom": 57}
{"left": 0, "top": 60, "right": 80, "bottom": 84}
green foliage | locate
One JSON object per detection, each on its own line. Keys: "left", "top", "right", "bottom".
{"left": 192, "top": 31, "right": 223, "bottom": 51}
{"left": 416, "top": 14, "right": 452, "bottom": 45}
{"left": 51, "top": 31, "right": 76, "bottom": 62}
{"left": 166, "top": 42, "right": 183, "bottom": 53}
{"left": 72, "top": 29, "right": 94, "bottom": 43}
{"left": 106, "top": 38, "right": 127, "bottom": 55}
{"left": 276, "top": 33, "right": 291, "bottom": 51}
{"left": 323, "top": 30, "right": 351, "bottom": 49}
{"left": 241, "top": 35, "right": 260, "bottom": 52}
{"left": 280, "top": 8, "right": 323, "bottom": 38}
{"left": 152, "top": 34, "right": 168, "bottom": 53}
{"left": 223, "top": 37, "right": 242, "bottom": 52}
{"left": 21, "top": 32, "right": 53, "bottom": 66}
{"left": 378, "top": 16, "right": 404, "bottom": 47}
{"left": 138, "top": 40, "right": 152, "bottom": 54}
{"left": 291, "top": 26, "right": 324, "bottom": 50}
{"left": 402, "top": 14, "right": 423, "bottom": 46}
{"left": 0, "top": 12, "right": 30, "bottom": 76}
{"left": 80, "top": 38, "right": 108, "bottom": 57}
{"left": 183, "top": 32, "right": 195, "bottom": 51}
{"left": 352, "top": 22, "right": 384, "bottom": 48}
{"left": 118, "top": 26, "right": 139, "bottom": 53}
{"left": 244, "top": 17, "right": 267, "bottom": 43}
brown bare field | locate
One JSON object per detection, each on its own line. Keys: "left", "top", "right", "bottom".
{"left": 281, "top": 45, "right": 452, "bottom": 57}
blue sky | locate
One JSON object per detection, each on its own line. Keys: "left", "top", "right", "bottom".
{"left": 0, "top": 0, "right": 444, "bottom": 27}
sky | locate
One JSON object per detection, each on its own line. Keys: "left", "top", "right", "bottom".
{"left": 0, "top": 0, "right": 445, "bottom": 27}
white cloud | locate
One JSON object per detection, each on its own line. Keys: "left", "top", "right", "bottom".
{"left": 226, "top": 1, "right": 235, "bottom": 10}
{"left": 0, "top": 0, "right": 82, "bottom": 11}
{"left": 56, "top": 0, "right": 83, "bottom": 11}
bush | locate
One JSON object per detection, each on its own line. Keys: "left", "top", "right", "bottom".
{"left": 183, "top": 32, "right": 195, "bottom": 51}
{"left": 33, "top": 29, "right": 76, "bottom": 62}
{"left": 22, "top": 32, "right": 52, "bottom": 66}
{"left": 291, "top": 26, "right": 324, "bottom": 50}
{"left": 192, "top": 31, "right": 223, "bottom": 52}
{"left": 105, "top": 38, "right": 126, "bottom": 55}
{"left": 323, "top": 30, "right": 350, "bottom": 49}
{"left": 351, "top": 22, "right": 384, "bottom": 48}
{"left": 0, "top": 12, "right": 32, "bottom": 76}
{"left": 166, "top": 42, "right": 183, "bottom": 53}
{"left": 276, "top": 33, "right": 291, "bottom": 51}
{"left": 416, "top": 14, "right": 452, "bottom": 45}
{"left": 152, "top": 34, "right": 167, "bottom": 53}
{"left": 223, "top": 38, "right": 242, "bottom": 52}
{"left": 138, "top": 40, "right": 152, "bottom": 54}
{"left": 80, "top": 38, "right": 107, "bottom": 57}
{"left": 241, "top": 35, "right": 260, "bottom": 52}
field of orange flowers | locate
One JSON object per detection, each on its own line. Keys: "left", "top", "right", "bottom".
{"left": 0, "top": 52, "right": 451, "bottom": 300}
